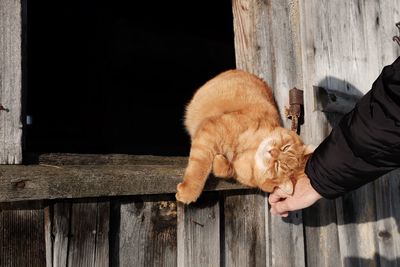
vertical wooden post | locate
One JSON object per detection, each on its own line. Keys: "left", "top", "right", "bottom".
{"left": 232, "top": 0, "right": 305, "bottom": 266}
{"left": 177, "top": 193, "right": 220, "bottom": 267}
{"left": 52, "top": 203, "right": 71, "bottom": 267}
{"left": 0, "top": 1, "right": 47, "bottom": 265}
{"left": 0, "top": 202, "right": 46, "bottom": 266}
{"left": 66, "top": 201, "right": 110, "bottom": 267}
{"left": 0, "top": 0, "right": 24, "bottom": 164}
{"left": 112, "top": 197, "right": 177, "bottom": 267}
{"left": 223, "top": 191, "right": 266, "bottom": 267}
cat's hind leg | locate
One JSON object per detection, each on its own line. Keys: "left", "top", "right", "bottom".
{"left": 212, "top": 154, "right": 234, "bottom": 178}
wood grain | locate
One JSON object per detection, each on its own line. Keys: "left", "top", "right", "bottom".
{"left": 67, "top": 200, "right": 110, "bottom": 267}
{"left": 0, "top": 0, "right": 23, "bottom": 164}
{"left": 94, "top": 202, "right": 109, "bottom": 267}
{"left": 44, "top": 206, "right": 53, "bottom": 267}
{"left": 29, "top": 153, "right": 188, "bottom": 166}
{"left": 112, "top": 196, "right": 177, "bottom": 267}
{"left": 303, "top": 199, "right": 340, "bottom": 267}
{"left": 336, "top": 185, "right": 379, "bottom": 267}
{"left": 224, "top": 191, "right": 266, "bottom": 267}
{"left": 233, "top": 0, "right": 308, "bottom": 266}
{"left": 0, "top": 203, "right": 46, "bottom": 266}
{"left": 374, "top": 170, "right": 400, "bottom": 267}
{"left": 0, "top": 155, "right": 248, "bottom": 202}
{"left": 53, "top": 202, "right": 71, "bottom": 267}
{"left": 177, "top": 193, "right": 220, "bottom": 267}
{"left": 67, "top": 202, "right": 98, "bottom": 266}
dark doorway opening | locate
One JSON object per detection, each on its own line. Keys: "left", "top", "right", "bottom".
{"left": 26, "top": 0, "right": 235, "bottom": 156}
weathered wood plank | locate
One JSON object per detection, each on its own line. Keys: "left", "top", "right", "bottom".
{"left": 53, "top": 202, "right": 71, "bottom": 267}
{"left": 303, "top": 199, "right": 340, "bottom": 267}
{"left": 94, "top": 202, "right": 109, "bottom": 267}
{"left": 0, "top": 155, "right": 248, "bottom": 202}
{"left": 177, "top": 193, "right": 220, "bottom": 267}
{"left": 0, "top": 0, "right": 23, "bottom": 164}
{"left": 67, "top": 202, "right": 98, "bottom": 267}
{"left": 268, "top": 211, "right": 304, "bottom": 267}
{"left": 111, "top": 196, "right": 177, "bottom": 267}
{"left": 28, "top": 153, "right": 188, "bottom": 166}
{"left": 233, "top": 0, "right": 306, "bottom": 266}
{"left": 0, "top": 202, "right": 46, "bottom": 266}
{"left": 67, "top": 200, "right": 110, "bottom": 267}
{"left": 373, "top": 170, "right": 400, "bottom": 266}
{"left": 224, "top": 191, "right": 266, "bottom": 267}
{"left": 232, "top": 0, "right": 271, "bottom": 80}
{"left": 336, "top": 185, "right": 379, "bottom": 267}
{"left": 44, "top": 206, "right": 53, "bottom": 267}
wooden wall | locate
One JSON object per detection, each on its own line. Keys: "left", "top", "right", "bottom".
{"left": 1, "top": 178, "right": 400, "bottom": 267}
{"left": 1, "top": 192, "right": 272, "bottom": 267}
{"left": 0, "top": 0, "right": 24, "bottom": 164}
{"left": 232, "top": 0, "right": 400, "bottom": 266}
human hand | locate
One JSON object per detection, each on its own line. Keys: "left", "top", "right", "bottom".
{"left": 268, "top": 176, "right": 322, "bottom": 217}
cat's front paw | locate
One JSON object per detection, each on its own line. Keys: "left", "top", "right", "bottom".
{"left": 175, "top": 182, "right": 201, "bottom": 204}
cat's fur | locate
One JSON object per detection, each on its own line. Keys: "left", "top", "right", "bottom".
{"left": 176, "top": 70, "right": 313, "bottom": 204}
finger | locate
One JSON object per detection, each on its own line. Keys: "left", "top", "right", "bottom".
{"left": 270, "top": 199, "right": 291, "bottom": 215}
{"left": 268, "top": 192, "right": 282, "bottom": 205}
{"left": 270, "top": 207, "right": 288, "bottom": 217}
{"left": 268, "top": 188, "right": 291, "bottom": 205}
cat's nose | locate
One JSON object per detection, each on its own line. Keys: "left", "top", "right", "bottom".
{"left": 269, "top": 148, "right": 279, "bottom": 158}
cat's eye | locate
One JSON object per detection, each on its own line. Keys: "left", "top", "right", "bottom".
{"left": 281, "top": 144, "right": 291, "bottom": 152}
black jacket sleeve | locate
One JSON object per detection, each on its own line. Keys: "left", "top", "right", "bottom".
{"left": 305, "top": 56, "right": 400, "bottom": 199}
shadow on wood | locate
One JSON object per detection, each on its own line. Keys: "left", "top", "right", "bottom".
{"left": 344, "top": 253, "right": 400, "bottom": 267}
{"left": 314, "top": 76, "right": 363, "bottom": 127}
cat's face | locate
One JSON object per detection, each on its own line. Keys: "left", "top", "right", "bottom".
{"left": 255, "top": 127, "right": 313, "bottom": 194}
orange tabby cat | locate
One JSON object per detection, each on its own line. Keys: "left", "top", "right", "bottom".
{"left": 176, "top": 70, "right": 313, "bottom": 204}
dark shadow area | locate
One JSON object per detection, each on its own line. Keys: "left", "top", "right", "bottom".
{"left": 0, "top": 200, "right": 44, "bottom": 210}
{"left": 222, "top": 188, "right": 266, "bottom": 198}
{"left": 344, "top": 254, "right": 400, "bottom": 267}
{"left": 314, "top": 76, "right": 363, "bottom": 128}
{"left": 26, "top": 0, "right": 235, "bottom": 156}
{"left": 203, "top": 174, "right": 248, "bottom": 192}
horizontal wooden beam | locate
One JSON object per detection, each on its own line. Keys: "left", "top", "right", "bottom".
{"left": 0, "top": 154, "right": 248, "bottom": 202}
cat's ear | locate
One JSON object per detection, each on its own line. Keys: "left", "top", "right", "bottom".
{"left": 303, "top": 144, "right": 315, "bottom": 155}
{"left": 278, "top": 180, "right": 294, "bottom": 195}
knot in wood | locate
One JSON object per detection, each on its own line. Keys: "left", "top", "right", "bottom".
{"left": 378, "top": 230, "right": 392, "bottom": 241}
{"left": 0, "top": 104, "right": 9, "bottom": 112}
{"left": 15, "top": 180, "right": 26, "bottom": 189}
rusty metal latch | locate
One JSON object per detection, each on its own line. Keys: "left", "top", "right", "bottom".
{"left": 393, "top": 22, "right": 400, "bottom": 46}
{"left": 285, "top": 87, "right": 303, "bottom": 133}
